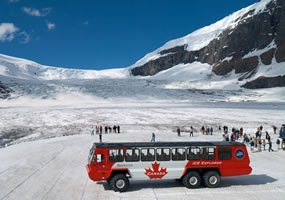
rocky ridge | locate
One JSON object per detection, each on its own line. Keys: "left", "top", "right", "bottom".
{"left": 131, "top": 0, "right": 285, "bottom": 89}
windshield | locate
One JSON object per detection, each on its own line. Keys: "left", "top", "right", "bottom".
{"left": 88, "top": 144, "right": 96, "bottom": 164}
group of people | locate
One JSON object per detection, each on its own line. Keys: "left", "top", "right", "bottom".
{"left": 221, "top": 125, "right": 277, "bottom": 153}
{"left": 201, "top": 126, "right": 214, "bottom": 135}
{"left": 174, "top": 126, "right": 218, "bottom": 137}
{"left": 91, "top": 125, "right": 121, "bottom": 143}
{"left": 247, "top": 127, "right": 274, "bottom": 153}
{"left": 176, "top": 126, "right": 194, "bottom": 137}
{"left": 220, "top": 124, "right": 285, "bottom": 153}
{"left": 91, "top": 125, "right": 121, "bottom": 135}
{"left": 222, "top": 127, "right": 244, "bottom": 142}
{"left": 154, "top": 124, "right": 285, "bottom": 152}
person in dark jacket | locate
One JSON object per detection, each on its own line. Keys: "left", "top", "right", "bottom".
{"left": 177, "top": 128, "right": 181, "bottom": 136}
{"left": 273, "top": 126, "right": 277, "bottom": 134}
{"left": 99, "top": 132, "right": 102, "bottom": 143}
{"left": 190, "top": 126, "right": 193, "bottom": 137}
{"left": 239, "top": 127, "right": 243, "bottom": 137}
{"left": 265, "top": 131, "right": 270, "bottom": 141}
{"left": 255, "top": 128, "right": 261, "bottom": 138}
{"left": 117, "top": 125, "right": 120, "bottom": 133}
{"left": 268, "top": 140, "right": 274, "bottom": 152}
{"left": 201, "top": 126, "right": 205, "bottom": 135}
{"left": 151, "top": 132, "right": 155, "bottom": 142}
{"left": 250, "top": 138, "right": 255, "bottom": 153}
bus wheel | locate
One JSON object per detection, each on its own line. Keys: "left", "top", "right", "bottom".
{"left": 109, "top": 174, "right": 129, "bottom": 192}
{"left": 203, "top": 171, "right": 221, "bottom": 188}
{"left": 182, "top": 171, "right": 201, "bottom": 188}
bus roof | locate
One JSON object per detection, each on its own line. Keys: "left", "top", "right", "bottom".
{"left": 94, "top": 141, "right": 244, "bottom": 148}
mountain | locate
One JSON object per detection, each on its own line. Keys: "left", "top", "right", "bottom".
{"left": 0, "top": 54, "right": 130, "bottom": 100}
{"left": 1, "top": 0, "right": 285, "bottom": 102}
{"left": 0, "top": 54, "right": 129, "bottom": 81}
{"left": 130, "top": 0, "right": 285, "bottom": 89}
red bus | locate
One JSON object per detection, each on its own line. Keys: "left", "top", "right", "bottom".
{"left": 86, "top": 141, "right": 252, "bottom": 192}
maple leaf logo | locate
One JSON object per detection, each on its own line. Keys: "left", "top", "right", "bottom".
{"left": 145, "top": 161, "right": 168, "bottom": 179}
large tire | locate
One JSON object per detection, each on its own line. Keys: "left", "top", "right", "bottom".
{"left": 182, "top": 171, "right": 201, "bottom": 188}
{"left": 203, "top": 171, "right": 221, "bottom": 188}
{"left": 109, "top": 174, "right": 129, "bottom": 192}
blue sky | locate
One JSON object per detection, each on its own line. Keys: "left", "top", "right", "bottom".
{"left": 0, "top": 0, "right": 258, "bottom": 70}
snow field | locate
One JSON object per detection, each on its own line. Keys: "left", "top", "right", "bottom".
{"left": 1, "top": 100, "right": 285, "bottom": 147}
{"left": 0, "top": 128, "right": 285, "bottom": 200}
{"left": 1, "top": 101, "right": 285, "bottom": 199}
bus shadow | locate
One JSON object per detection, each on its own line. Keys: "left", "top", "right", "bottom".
{"left": 98, "top": 174, "right": 277, "bottom": 192}
{"left": 129, "top": 180, "right": 184, "bottom": 191}
{"left": 220, "top": 174, "right": 277, "bottom": 187}
{"left": 98, "top": 179, "right": 184, "bottom": 191}
{"left": 96, "top": 182, "right": 112, "bottom": 191}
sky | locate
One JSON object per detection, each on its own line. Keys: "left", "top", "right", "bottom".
{"left": 0, "top": 0, "right": 258, "bottom": 70}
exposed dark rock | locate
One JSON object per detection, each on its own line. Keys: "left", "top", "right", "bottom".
{"left": 131, "top": 53, "right": 184, "bottom": 76}
{"left": 273, "top": 1, "right": 285, "bottom": 62}
{"left": 160, "top": 45, "right": 187, "bottom": 55}
{"left": 0, "top": 81, "right": 13, "bottom": 99}
{"left": 131, "top": 0, "right": 285, "bottom": 84}
{"left": 242, "top": 75, "right": 285, "bottom": 89}
{"left": 276, "top": 43, "right": 285, "bottom": 63}
{"left": 261, "top": 48, "right": 275, "bottom": 65}
{"left": 131, "top": 49, "right": 201, "bottom": 76}
{"left": 213, "top": 57, "right": 259, "bottom": 76}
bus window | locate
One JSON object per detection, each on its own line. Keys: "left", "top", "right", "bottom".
{"left": 141, "top": 148, "right": 155, "bottom": 161}
{"left": 88, "top": 144, "right": 96, "bottom": 163}
{"left": 218, "top": 147, "right": 232, "bottom": 160}
{"left": 109, "top": 149, "right": 124, "bottom": 162}
{"left": 187, "top": 147, "right": 200, "bottom": 160}
{"left": 125, "top": 149, "right": 140, "bottom": 162}
{"left": 156, "top": 148, "right": 170, "bottom": 161}
{"left": 202, "top": 147, "right": 215, "bottom": 160}
{"left": 172, "top": 148, "right": 186, "bottom": 161}
{"left": 93, "top": 154, "right": 104, "bottom": 163}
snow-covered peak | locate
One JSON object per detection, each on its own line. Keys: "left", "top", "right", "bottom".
{"left": 0, "top": 54, "right": 38, "bottom": 66}
{"left": 130, "top": 0, "right": 275, "bottom": 69}
{"left": 0, "top": 54, "right": 130, "bottom": 80}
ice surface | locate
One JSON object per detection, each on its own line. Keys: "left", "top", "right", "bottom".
{"left": 0, "top": 100, "right": 285, "bottom": 200}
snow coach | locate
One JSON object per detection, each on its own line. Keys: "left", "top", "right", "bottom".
{"left": 86, "top": 141, "right": 252, "bottom": 192}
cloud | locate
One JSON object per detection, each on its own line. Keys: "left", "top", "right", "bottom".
{"left": 8, "top": 0, "right": 20, "bottom": 3}
{"left": 0, "top": 23, "right": 19, "bottom": 42}
{"left": 46, "top": 21, "right": 55, "bottom": 30}
{"left": 83, "top": 21, "right": 89, "bottom": 25}
{"left": 18, "top": 31, "right": 30, "bottom": 44}
{"left": 23, "top": 7, "right": 52, "bottom": 17}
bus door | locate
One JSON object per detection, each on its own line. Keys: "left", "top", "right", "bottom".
{"left": 91, "top": 148, "right": 105, "bottom": 171}
{"left": 167, "top": 148, "right": 188, "bottom": 179}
